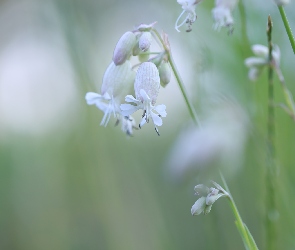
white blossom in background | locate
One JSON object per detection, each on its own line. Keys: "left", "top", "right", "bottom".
{"left": 165, "top": 101, "right": 249, "bottom": 182}
{"left": 274, "top": 0, "right": 290, "bottom": 5}
{"left": 175, "top": 0, "right": 203, "bottom": 32}
{"left": 244, "top": 44, "right": 280, "bottom": 81}
{"left": 120, "top": 62, "right": 167, "bottom": 135}
{"left": 212, "top": 0, "right": 239, "bottom": 32}
{"left": 85, "top": 60, "right": 136, "bottom": 131}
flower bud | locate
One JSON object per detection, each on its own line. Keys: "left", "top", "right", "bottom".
{"left": 194, "top": 184, "right": 209, "bottom": 196}
{"left": 134, "top": 62, "right": 160, "bottom": 105}
{"left": 159, "top": 61, "right": 171, "bottom": 88}
{"left": 274, "top": 0, "right": 290, "bottom": 5}
{"left": 191, "top": 197, "right": 206, "bottom": 216}
{"left": 139, "top": 32, "right": 152, "bottom": 52}
{"left": 113, "top": 31, "right": 137, "bottom": 65}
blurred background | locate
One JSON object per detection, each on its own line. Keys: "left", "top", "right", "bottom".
{"left": 0, "top": 0, "right": 295, "bottom": 249}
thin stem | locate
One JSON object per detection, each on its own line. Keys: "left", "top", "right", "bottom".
{"left": 152, "top": 28, "right": 201, "bottom": 126}
{"left": 265, "top": 15, "right": 277, "bottom": 250}
{"left": 220, "top": 173, "right": 259, "bottom": 250}
{"left": 278, "top": 6, "right": 295, "bottom": 54}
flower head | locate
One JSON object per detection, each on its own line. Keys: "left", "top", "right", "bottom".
{"left": 191, "top": 182, "right": 228, "bottom": 216}
{"left": 85, "top": 60, "right": 135, "bottom": 130}
{"left": 120, "top": 62, "right": 167, "bottom": 135}
{"left": 244, "top": 44, "right": 280, "bottom": 81}
{"left": 274, "top": 0, "right": 290, "bottom": 5}
{"left": 212, "top": 0, "right": 238, "bottom": 32}
{"left": 175, "top": 0, "right": 203, "bottom": 32}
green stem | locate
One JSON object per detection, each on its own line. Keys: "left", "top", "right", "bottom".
{"left": 151, "top": 29, "right": 201, "bottom": 126}
{"left": 278, "top": 6, "right": 295, "bottom": 54}
{"left": 266, "top": 15, "right": 277, "bottom": 250}
{"left": 220, "top": 174, "right": 259, "bottom": 250}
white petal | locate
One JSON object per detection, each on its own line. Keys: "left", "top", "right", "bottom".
{"left": 125, "top": 95, "right": 139, "bottom": 103}
{"left": 139, "top": 89, "right": 151, "bottom": 101}
{"left": 244, "top": 57, "right": 267, "bottom": 68}
{"left": 154, "top": 104, "right": 167, "bottom": 117}
{"left": 120, "top": 104, "right": 139, "bottom": 116}
{"left": 85, "top": 92, "right": 102, "bottom": 105}
{"left": 139, "top": 117, "right": 147, "bottom": 128}
{"left": 252, "top": 44, "right": 268, "bottom": 57}
{"left": 151, "top": 111, "right": 163, "bottom": 126}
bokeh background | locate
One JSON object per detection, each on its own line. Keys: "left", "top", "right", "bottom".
{"left": 0, "top": 0, "right": 295, "bottom": 249}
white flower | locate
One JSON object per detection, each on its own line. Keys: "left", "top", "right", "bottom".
{"left": 120, "top": 115, "right": 137, "bottom": 136}
{"left": 85, "top": 60, "right": 135, "bottom": 128}
{"left": 120, "top": 62, "right": 167, "bottom": 135}
{"left": 212, "top": 0, "right": 238, "bottom": 31}
{"left": 244, "top": 44, "right": 280, "bottom": 81}
{"left": 165, "top": 102, "right": 248, "bottom": 182}
{"left": 274, "top": 0, "right": 290, "bottom": 6}
{"left": 175, "top": 0, "right": 203, "bottom": 32}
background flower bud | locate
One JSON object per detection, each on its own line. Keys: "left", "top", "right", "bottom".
{"left": 134, "top": 62, "right": 160, "bottom": 105}
{"left": 159, "top": 61, "right": 171, "bottom": 88}
{"left": 139, "top": 32, "right": 152, "bottom": 52}
{"left": 113, "top": 31, "right": 137, "bottom": 65}
{"left": 194, "top": 184, "right": 209, "bottom": 196}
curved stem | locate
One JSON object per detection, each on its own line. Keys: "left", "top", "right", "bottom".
{"left": 151, "top": 28, "right": 201, "bottom": 127}
{"left": 278, "top": 6, "right": 295, "bottom": 54}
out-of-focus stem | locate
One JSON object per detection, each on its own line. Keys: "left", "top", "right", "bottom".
{"left": 266, "top": 15, "right": 277, "bottom": 250}
{"left": 278, "top": 6, "right": 295, "bottom": 54}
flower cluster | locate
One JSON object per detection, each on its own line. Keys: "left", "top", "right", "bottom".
{"left": 85, "top": 23, "right": 171, "bottom": 135}
{"left": 191, "top": 182, "right": 228, "bottom": 215}
{"left": 175, "top": 0, "right": 239, "bottom": 32}
{"left": 244, "top": 44, "right": 281, "bottom": 81}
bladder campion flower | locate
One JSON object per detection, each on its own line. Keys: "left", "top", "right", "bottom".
{"left": 120, "top": 62, "right": 167, "bottom": 135}
{"left": 191, "top": 183, "right": 228, "bottom": 216}
{"left": 175, "top": 0, "right": 203, "bottom": 32}
{"left": 244, "top": 44, "right": 280, "bottom": 81}
{"left": 85, "top": 60, "right": 136, "bottom": 131}
{"left": 212, "top": 0, "right": 239, "bottom": 32}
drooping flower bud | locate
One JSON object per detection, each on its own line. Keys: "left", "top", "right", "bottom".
{"left": 139, "top": 32, "right": 152, "bottom": 52}
{"left": 274, "top": 0, "right": 290, "bottom": 5}
{"left": 134, "top": 62, "right": 160, "bottom": 105}
{"left": 194, "top": 184, "right": 210, "bottom": 196}
{"left": 159, "top": 61, "right": 171, "bottom": 87}
{"left": 113, "top": 31, "right": 137, "bottom": 65}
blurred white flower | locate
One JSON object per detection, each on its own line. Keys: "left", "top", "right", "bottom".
{"left": 85, "top": 60, "right": 135, "bottom": 130}
{"left": 274, "top": 0, "right": 290, "bottom": 5}
{"left": 212, "top": 0, "right": 239, "bottom": 32}
{"left": 120, "top": 62, "right": 167, "bottom": 135}
{"left": 175, "top": 0, "right": 203, "bottom": 32}
{"left": 165, "top": 101, "right": 249, "bottom": 181}
{"left": 244, "top": 44, "right": 280, "bottom": 81}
